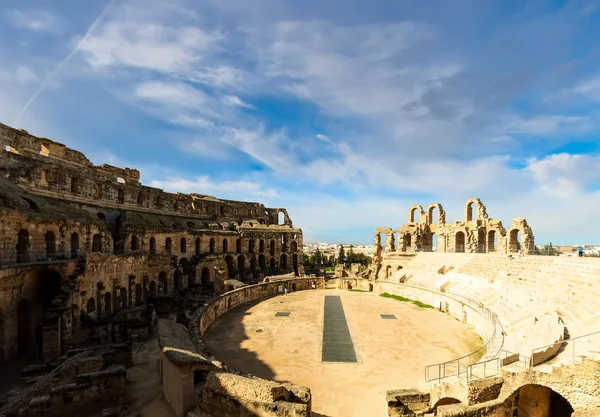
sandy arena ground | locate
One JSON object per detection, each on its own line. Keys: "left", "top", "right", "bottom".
{"left": 205, "top": 289, "right": 483, "bottom": 417}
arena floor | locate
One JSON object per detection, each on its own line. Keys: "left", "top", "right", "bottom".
{"left": 204, "top": 289, "right": 484, "bottom": 417}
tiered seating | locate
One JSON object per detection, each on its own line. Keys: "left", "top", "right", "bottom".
{"left": 392, "top": 252, "right": 475, "bottom": 282}
{"left": 397, "top": 253, "right": 600, "bottom": 367}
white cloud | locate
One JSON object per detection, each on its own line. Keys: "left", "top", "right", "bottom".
{"left": 502, "top": 115, "right": 595, "bottom": 135}
{"left": 149, "top": 176, "right": 279, "bottom": 200}
{"left": 0, "top": 65, "right": 37, "bottom": 85}
{"left": 5, "top": 9, "right": 60, "bottom": 33}
{"left": 221, "top": 94, "right": 254, "bottom": 108}
{"left": 79, "top": 21, "right": 222, "bottom": 73}
{"left": 134, "top": 81, "right": 207, "bottom": 107}
{"left": 526, "top": 153, "right": 600, "bottom": 195}
{"left": 571, "top": 75, "right": 600, "bottom": 101}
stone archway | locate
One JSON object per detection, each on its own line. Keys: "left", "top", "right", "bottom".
{"left": 505, "top": 384, "right": 574, "bottom": 417}
{"left": 455, "top": 232, "right": 465, "bottom": 253}
{"left": 201, "top": 267, "right": 210, "bottom": 285}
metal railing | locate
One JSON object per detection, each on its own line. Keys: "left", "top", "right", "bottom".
{"left": 529, "top": 330, "right": 600, "bottom": 367}
{"left": 394, "top": 281, "right": 504, "bottom": 382}
{"left": 466, "top": 357, "right": 501, "bottom": 382}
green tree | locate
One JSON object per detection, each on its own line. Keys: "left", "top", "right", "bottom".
{"left": 314, "top": 248, "right": 322, "bottom": 266}
{"left": 337, "top": 245, "right": 346, "bottom": 264}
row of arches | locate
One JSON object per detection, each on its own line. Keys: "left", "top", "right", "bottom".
{"left": 142, "top": 236, "right": 298, "bottom": 257}
{"left": 16, "top": 229, "right": 104, "bottom": 263}
{"left": 224, "top": 253, "right": 299, "bottom": 279}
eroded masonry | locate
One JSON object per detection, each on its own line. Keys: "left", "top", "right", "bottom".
{"left": 0, "top": 121, "right": 311, "bottom": 416}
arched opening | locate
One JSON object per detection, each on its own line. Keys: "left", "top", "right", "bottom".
{"left": 131, "top": 235, "right": 139, "bottom": 251}
{"left": 225, "top": 255, "right": 234, "bottom": 278}
{"left": 165, "top": 237, "right": 172, "bottom": 254}
{"left": 117, "top": 187, "right": 125, "bottom": 204}
{"left": 222, "top": 239, "right": 228, "bottom": 253}
{"left": 70, "top": 176, "right": 78, "bottom": 194}
{"left": 385, "top": 265, "right": 391, "bottom": 278}
{"left": 201, "top": 267, "right": 210, "bottom": 285}
{"left": 86, "top": 297, "right": 96, "bottom": 314}
{"left": 410, "top": 208, "right": 420, "bottom": 222}
{"left": 433, "top": 398, "right": 461, "bottom": 412}
{"left": 280, "top": 253, "right": 287, "bottom": 271}
{"left": 17, "top": 229, "right": 30, "bottom": 263}
{"left": 430, "top": 233, "right": 438, "bottom": 252}
{"left": 510, "top": 229, "right": 522, "bottom": 253}
{"left": 159, "top": 272, "right": 168, "bottom": 295}
{"left": 149, "top": 281, "right": 157, "bottom": 297}
{"left": 174, "top": 271, "right": 182, "bottom": 292}
{"left": 270, "top": 240, "right": 275, "bottom": 256}
{"left": 259, "top": 240, "right": 265, "bottom": 253}
{"left": 209, "top": 238, "right": 215, "bottom": 254}
{"left": 248, "top": 240, "right": 255, "bottom": 253}
{"left": 259, "top": 254, "right": 266, "bottom": 272}
{"left": 391, "top": 233, "right": 397, "bottom": 252}
{"left": 292, "top": 254, "right": 298, "bottom": 276}
{"left": 488, "top": 230, "right": 497, "bottom": 252}
{"left": 429, "top": 206, "right": 438, "bottom": 224}
{"left": 188, "top": 267, "right": 196, "bottom": 288}
{"left": 506, "top": 384, "right": 573, "bottom": 417}
{"left": 477, "top": 229, "right": 486, "bottom": 253}
{"left": 270, "top": 258, "right": 276, "bottom": 274}
{"left": 195, "top": 238, "right": 201, "bottom": 256}
{"left": 92, "top": 234, "right": 102, "bottom": 252}
{"left": 44, "top": 231, "right": 56, "bottom": 258}
{"left": 403, "top": 233, "right": 411, "bottom": 251}
{"left": 180, "top": 237, "right": 186, "bottom": 253}
{"left": 237, "top": 255, "right": 246, "bottom": 281}
{"left": 135, "top": 284, "right": 143, "bottom": 305}
{"left": 455, "top": 231, "right": 465, "bottom": 253}
{"left": 236, "top": 239, "right": 242, "bottom": 254}
{"left": 278, "top": 211, "right": 285, "bottom": 225}
{"left": 377, "top": 232, "right": 387, "bottom": 253}
{"left": 70, "top": 232, "right": 79, "bottom": 257}
{"left": 104, "top": 292, "right": 112, "bottom": 316}
{"left": 466, "top": 202, "right": 475, "bottom": 222}
{"left": 119, "top": 287, "right": 127, "bottom": 309}
{"left": 291, "top": 241, "right": 298, "bottom": 252}
{"left": 149, "top": 237, "right": 156, "bottom": 255}
{"left": 137, "top": 193, "right": 144, "bottom": 206}
{"left": 368, "top": 283, "right": 373, "bottom": 292}
{"left": 250, "top": 257, "right": 257, "bottom": 277}
{"left": 17, "top": 299, "right": 30, "bottom": 355}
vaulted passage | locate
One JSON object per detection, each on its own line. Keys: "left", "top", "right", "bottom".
{"left": 321, "top": 296, "right": 357, "bottom": 363}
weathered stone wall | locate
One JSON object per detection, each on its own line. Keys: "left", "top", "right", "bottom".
{"left": 195, "top": 278, "right": 324, "bottom": 341}
{"left": 373, "top": 198, "right": 534, "bottom": 271}
{"left": 198, "top": 371, "right": 311, "bottom": 417}
{"left": 0, "top": 120, "right": 304, "bottom": 365}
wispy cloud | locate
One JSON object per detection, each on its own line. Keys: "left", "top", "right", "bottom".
{"left": 149, "top": 176, "right": 279, "bottom": 201}
{"left": 5, "top": 9, "right": 60, "bottom": 33}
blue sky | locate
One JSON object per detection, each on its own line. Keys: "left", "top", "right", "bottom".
{"left": 2, "top": 0, "right": 600, "bottom": 245}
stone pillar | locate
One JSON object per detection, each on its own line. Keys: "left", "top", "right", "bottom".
{"left": 42, "top": 315, "right": 61, "bottom": 363}
{"left": 128, "top": 275, "right": 135, "bottom": 307}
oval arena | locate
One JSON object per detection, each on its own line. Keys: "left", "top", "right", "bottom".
{"left": 0, "top": 122, "right": 598, "bottom": 417}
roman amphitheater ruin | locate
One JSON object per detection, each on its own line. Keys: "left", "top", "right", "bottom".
{"left": 0, "top": 119, "right": 598, "bottom": 417}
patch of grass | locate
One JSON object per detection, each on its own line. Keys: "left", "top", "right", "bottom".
{"left": 380, "top": 292, "right": 434, "bottom": 309}
{"left": 349, "top": 289, "right": 370, "bottom": 292}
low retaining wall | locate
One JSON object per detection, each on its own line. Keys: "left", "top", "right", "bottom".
{"left": 192, "top": 277, "right": 324, "bottom": 353}
{"left": 177, "top": 278, "right": 323, "bottom": 417}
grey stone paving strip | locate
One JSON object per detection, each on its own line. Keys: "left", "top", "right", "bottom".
{"left": 322, "top": 295, "right": 357, "bottom": 363}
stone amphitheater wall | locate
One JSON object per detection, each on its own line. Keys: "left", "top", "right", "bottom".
{"left": 193, "top": 277, "right": 324, "bottom": 345}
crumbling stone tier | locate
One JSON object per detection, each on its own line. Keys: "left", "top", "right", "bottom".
{"left": 0, "top": 121, "right": 306, "bottom": 416}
